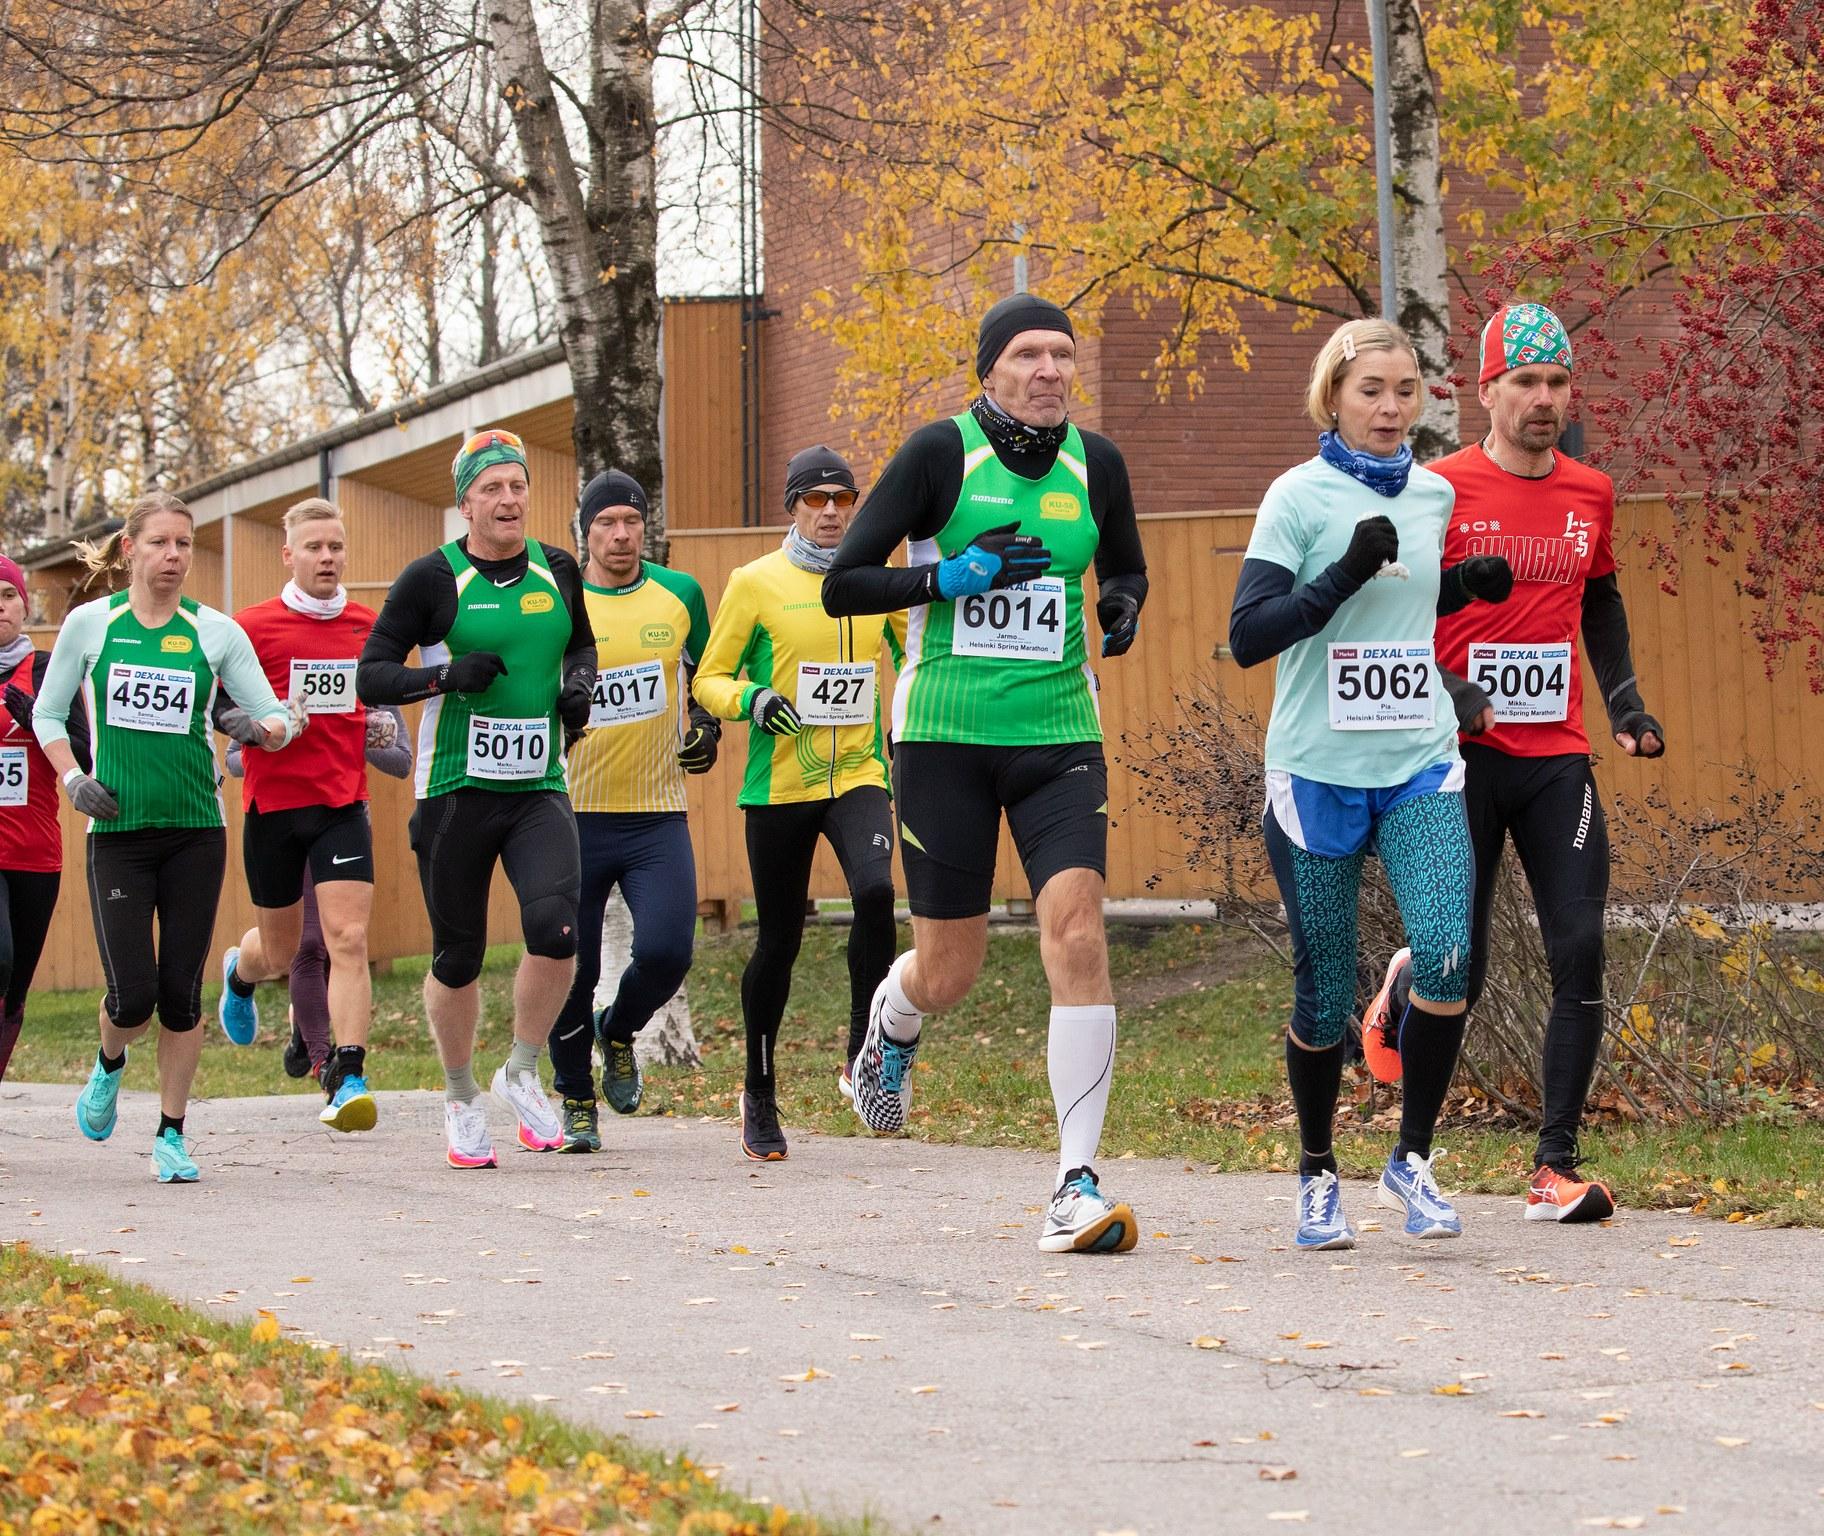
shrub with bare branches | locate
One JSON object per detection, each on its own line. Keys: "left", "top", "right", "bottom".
{"left": 1123, "top": 682, "right": 1824, "bottom": 1126}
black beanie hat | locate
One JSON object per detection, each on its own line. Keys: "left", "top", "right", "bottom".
{"left": 577, "top": 468, "right": 648, "bottom": 540}
{"left": 975, "top": 293, "right": 1074, "bottom": 381}
{"left": 783, "top": 445, "right": 858, "bottom": 511}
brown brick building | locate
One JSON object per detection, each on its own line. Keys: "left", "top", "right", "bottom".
{"left": 752, "top": 7, "right": 1682, "bottom": 519}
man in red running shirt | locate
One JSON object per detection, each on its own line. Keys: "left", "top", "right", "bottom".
{"left": 1361, "top": 302, "right": 1664, "bottom": 1224}
{"left": 214, "top": 499, "right": 398, "bottom": 1132}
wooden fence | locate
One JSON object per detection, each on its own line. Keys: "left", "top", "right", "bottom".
{"left": 23, "top": 499, "right": 1823, "bottom": 991}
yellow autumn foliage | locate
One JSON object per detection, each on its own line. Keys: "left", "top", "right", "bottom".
{"left": 790, "top": 0, "right": 1746, "bottom": 448}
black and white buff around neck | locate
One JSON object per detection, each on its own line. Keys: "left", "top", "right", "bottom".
{"left": 970, "top": 392, "right": 1069, "bottom": 455}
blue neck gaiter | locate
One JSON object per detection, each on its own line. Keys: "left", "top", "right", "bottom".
{"left": 1318, "top": 430, "right": 1413, "bottom": 498}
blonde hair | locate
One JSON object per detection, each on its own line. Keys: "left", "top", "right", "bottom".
{"left": 74, "top": 491, "right": 193, "bottom": 593}
{"left": 1305, "top": 318, "right": 1422, "bottom": 429}
{"left": 283, "top": 497, "right": 344, "bottom": 536}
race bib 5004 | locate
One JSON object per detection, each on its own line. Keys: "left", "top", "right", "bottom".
{"left": 1326, "top": 642, "right": 1435, "bottom": 731}
{"left": 1467, "top": 642, "right": 1571, "bottom": 723}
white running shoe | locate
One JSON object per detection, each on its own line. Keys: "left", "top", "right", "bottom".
{"left": 1038, "top": 1166, "right": 1138, "bottom": 1253}
{"left": 444, "top": 1098, "right": 497, "bottom": 1169}
{"left": 850, "top": 976, "right": 920, "bottom": 1133}
{"left": 491, "top": 1064, "right": 563, "bottom": 1151}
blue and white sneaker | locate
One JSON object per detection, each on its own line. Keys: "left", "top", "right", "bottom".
{"left": 151, "top": 1127, "right": 199, "bottom": 1184}
{"left": 75, "top": 1055, "right": 123, "bottom": 1141}
{"left": 1378, "top": 1150, "right": 1463, "bottom": 1238}
{"left": 1295, "top": 1169, "right": 1357, "bottom": 1250}
{"left": 217, "top": 948, "right": 259, "bottom": 1045}
{"left": 1039, "top": 1166, "right": 1138, "bottom": 1253}
{"left": 850, "top": 977, "right": 920, "bottom": 1134}
{"left": 320, "top": 1074, "right": 377, "bottom": 1133}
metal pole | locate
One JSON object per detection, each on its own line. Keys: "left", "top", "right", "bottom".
{"left": 1368, "top": 0, "right": 1398, "bottom": 322}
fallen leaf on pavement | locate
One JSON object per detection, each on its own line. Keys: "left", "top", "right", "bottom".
{"left": 1259, "top": 1466, "right": 1297, "bottom": 1481}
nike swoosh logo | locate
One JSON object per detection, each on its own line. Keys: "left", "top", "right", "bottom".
{"left": 331, "top": 854, "right": 362, "bottom": 865}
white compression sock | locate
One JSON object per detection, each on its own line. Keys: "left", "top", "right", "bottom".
{"left": 879, "top": 951, "right": 925, "bottom": 1043}
{"left": 1049, "top": 1004, "right": 1117, "bottom": 1186}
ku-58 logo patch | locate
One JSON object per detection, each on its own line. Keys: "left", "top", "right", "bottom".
{"left": 520, "top": 592, "right": 554, "bottom": 614}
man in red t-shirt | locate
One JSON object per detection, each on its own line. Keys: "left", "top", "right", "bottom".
{"left": 213, "top": 499, "right": 399, "bottom": 1133}
{"left": 1363, "top": 302, "right": 1664, "bottom": 1224}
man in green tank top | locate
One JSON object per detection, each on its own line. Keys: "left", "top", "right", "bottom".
{"left": 358, "top": 428, "right": 598, "bottom": 1170}
{"left": 824, "top": 293, "right": 1150, "bottom": 1254}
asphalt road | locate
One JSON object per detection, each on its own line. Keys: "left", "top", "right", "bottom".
{"left": 2, "top": 1082, "right": 1819, "bottom": 1535}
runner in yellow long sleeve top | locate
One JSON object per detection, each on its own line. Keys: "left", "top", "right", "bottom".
{"left": 692, "top": 446, "right": 906, "bottom": 1160}
{"left": 548, "top": 469, "right": 721, "bottom": 1151}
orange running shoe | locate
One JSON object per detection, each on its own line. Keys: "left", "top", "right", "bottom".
{"left": 1525, "top": 1164, "right": 1615, "bottom": 1223}
{"left": 1361, "top": 947, "right": 1409, "bottom": 1084}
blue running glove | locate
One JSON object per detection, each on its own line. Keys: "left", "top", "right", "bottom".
{"left": 934, "top": 521, "right": 1052, "bottom": 599}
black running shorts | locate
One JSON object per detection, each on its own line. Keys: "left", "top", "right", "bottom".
{"left": 891, "top": 741, "right": 1107, "bottom": 920}
{"left": 242, "top": 801, "right": 374, "bottom": 908}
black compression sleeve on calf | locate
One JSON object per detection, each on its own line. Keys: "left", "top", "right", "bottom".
{"left": 1286, "top": 1036, "right": 1344, "bottom": 1176}
{"left": 1394, "top": 1003, "right": 1467, "bottom": 1162}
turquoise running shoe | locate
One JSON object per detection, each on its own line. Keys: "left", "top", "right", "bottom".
{"left": 76, "top": 1055, "right": 123, "bottom": 1142}
{"left": 151, "top": 1127, "right": 199, "bottom": 1184}
{"left": 217, "top": 948, "right": 259, "bottom": 1045}
{"left": 319, "top": 1074, "right": 377, "bottom": 1133}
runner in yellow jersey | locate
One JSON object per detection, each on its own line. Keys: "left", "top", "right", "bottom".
{"left": 693, "top": 447, "right": 905, "bottom": 1160}
{"left": 549, "top": 469, "right": 719, "bottom": 1152}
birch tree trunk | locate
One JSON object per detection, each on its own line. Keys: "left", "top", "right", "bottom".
{"left": 1383, "top": 0, "right": 1460, "bottom": 460}
{"left": 486, "top": 0, "right": 665, "bottom": 541}
{"left": 599, "top": 889, "right": 702, "bottom": 1068}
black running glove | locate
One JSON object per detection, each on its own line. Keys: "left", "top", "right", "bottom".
{"left": 2, "top": 684, "right": 32, "bottom": 733}
{"left": 1336, "top": 515, "right": 1400, "bottom": 585}
{"left": 438, "top": 651, "right": 508, "bottom": 695}
{"left": 677, "top": 706, "right": 721, "bottom": 773}
{"left": 1458, "top": 554, "right": 1515, "bottom": 604}
{"left": 1097, "top": 588, "right": 1141, "bottom": 658}
{"left": 749, "top": 688, "right": 803, "bottom": 736}
{"left": 558, "top": 666, "right": 595, "bottom": 732}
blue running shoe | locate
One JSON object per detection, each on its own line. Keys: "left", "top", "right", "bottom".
{"left": 1295, "top": 1170, "right": 1356, "bottom": 1250}
{"left": 75, "top": 1055, "right": 122, "bottom": 1142}
{"left": 319, "top": 1074, "right": 377, "bottom": 1133}
{"left": 1378, "top": 1150, "right": 1462, "bottom": 1239}
{"left": 218, "top": 948, "right": 259, "bottom": 1045}
{"left": 151, "top": 1127, "right": 199, "bottom": 1184}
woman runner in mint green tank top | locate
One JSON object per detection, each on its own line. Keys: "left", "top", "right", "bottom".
{"left": 33, "top": 493, "right": 304, "bottom": 1185}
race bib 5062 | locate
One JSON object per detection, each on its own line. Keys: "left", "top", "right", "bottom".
{"left": 1326, "top": 642, "right": 1435, "bottom": 731}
